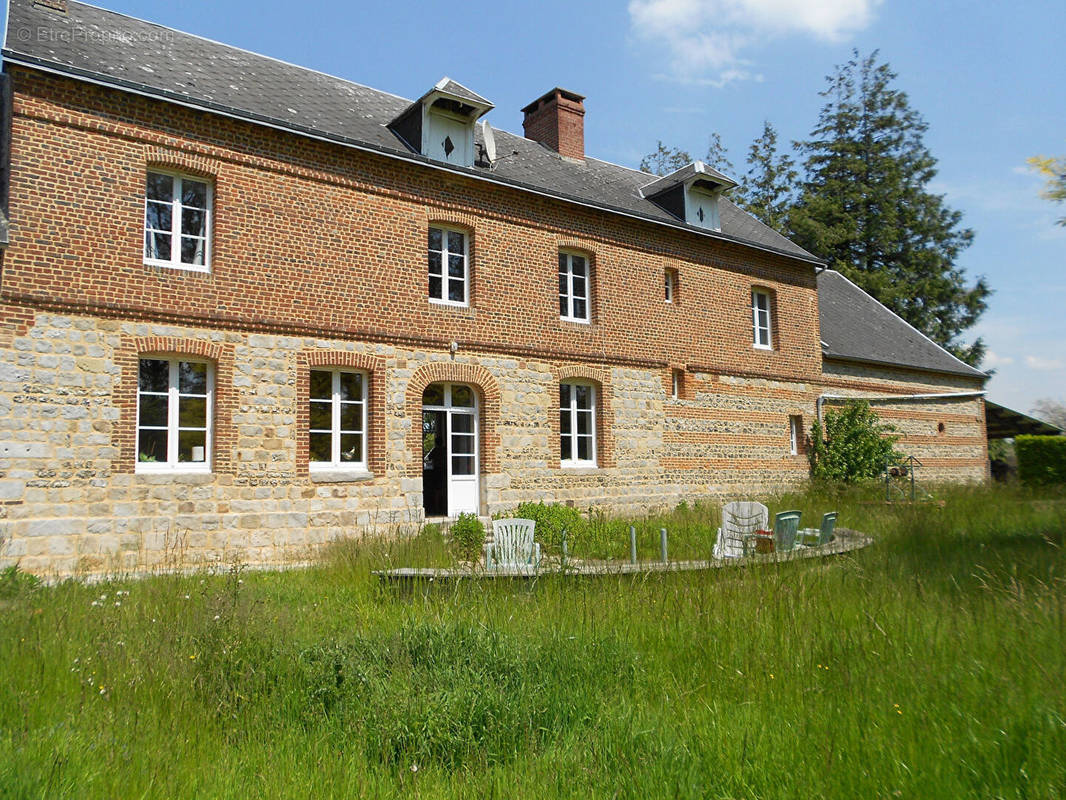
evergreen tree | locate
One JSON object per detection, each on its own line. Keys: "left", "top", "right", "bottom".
{"left": 640, "top": 141, "right": 691, "bottom": 176}
{"left": 735, "top": 121, "right": 797, "bottom": 231}
{"left": 704, "top": 132, "right": 734, "bottom": 176}
{"left": 789, "top": 50, "right": 990, "bottom": 366}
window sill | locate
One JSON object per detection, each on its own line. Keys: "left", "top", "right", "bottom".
{"left": 559, "top": 316, "right": 591, "bottom": 326}
{"left": 309, "top": 470, "right": 375, "bottom": 483}
{"left": 143, "top": 259, "right": 211, "bottom": 274}
{"left": 752, "top": 344, "right": 774, "bottom": 352}
{"left": 560, "top": 464, "right": 598, "bottom": 472}
{"left": 429, "top": 298, "right": 470, "bottom": 310}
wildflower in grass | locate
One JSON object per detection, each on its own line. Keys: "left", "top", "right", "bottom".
{"left": 894, "top": 703, "right": 902, "bottom": 715}
{"left": 411, "top": 764, "right": 419, "bottom": 774}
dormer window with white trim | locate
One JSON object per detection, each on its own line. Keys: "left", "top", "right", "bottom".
{"left": 685, "top": 185, "right": 722, "bottom": 231}
{"left": 640, "top": 161, "right": 737, "bottom": 234}
{"left": 387, "top": 78, "right": 493, "bottom": 168}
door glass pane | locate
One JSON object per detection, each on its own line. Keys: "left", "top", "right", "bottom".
{"left": 138, "top": 429, "right": 167, "bottom": 463}
{"left": 178, "top": 361, "right": 207, "bottom": 394}
{"left": 139, "top": 359, "right": 169, "bottom": 392}
{"left": 451, "top": 434, "right": 474, "bottom": 455}
{"left": 178, "top": 430, "right": 207, "bottom": 462}
{"left": 309, "top": 432, "right": 331, "bottom": 462}
{"left": 450, "top": 386, "right": 474, "bottom": 408}
{"left": 339, "top": 372, "right": 363, "bottom": 402}
{"left": 339, "top": 434, "right": 362, "bottom": 463}
{"left": 422, "top": 384, "right": 445, "bottom": 406}
{"left": 310, "top": 370, "right": 332, "bottom": 400}
{"left": 452, "top": 455, "right": 475, "bottom": 475}
{"left": 138, "top": 394, "right": 167, "bottom": 427}
{"left": 450, "top": 412, "right": 474, "bottom": 433}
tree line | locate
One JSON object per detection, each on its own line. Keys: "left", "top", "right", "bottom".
{"left": 641, "top": 50, "right": 991, "bottom": 367}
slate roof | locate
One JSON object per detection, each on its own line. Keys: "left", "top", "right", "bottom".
{"left": 1, "top": 0, "right": 819, "bottom": 264}
{"left": 434, "top": 78, "right": 492, "bottom": 108}
{"left": 817, "top": 270, "right": 987, "bottom": 379}
{"left": 641, "top": 161, "right": 737, "bottom": 196}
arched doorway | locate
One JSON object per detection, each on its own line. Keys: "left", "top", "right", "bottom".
{"left": 422, "top": 382, "right": 479, "bottom": 517}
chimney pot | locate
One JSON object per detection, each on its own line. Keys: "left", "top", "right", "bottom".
{"left": 522, "top": 88, "right": 585, "bottom": 161}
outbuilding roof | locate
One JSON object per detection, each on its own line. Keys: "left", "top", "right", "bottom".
{"left": 817, "top": 269, "right": 987, "bottom": 380}
{"left": 1, "top": 0, "right": 819, "bottom": 264}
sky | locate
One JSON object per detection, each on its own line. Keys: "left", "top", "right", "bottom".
{"left": 4, "top": 0, "right": 1064, "bottom": 415}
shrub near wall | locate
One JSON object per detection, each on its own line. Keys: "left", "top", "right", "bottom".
{"left": 1015, "top": 435, "right": 1066, "bottom": 486}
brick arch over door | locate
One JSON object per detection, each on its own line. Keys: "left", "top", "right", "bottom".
{"left": 405, "top": 362, "right": 501, "bottom": 476}
{"left": 555, "top": 364, "right": 615, "bottom": 468}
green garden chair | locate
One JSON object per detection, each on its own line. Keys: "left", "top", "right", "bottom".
{"left": 799, "top": 512, "right": 838, "bottom": 547}
{"left": 772, "top": 511, "right": 801, "bottom": 552}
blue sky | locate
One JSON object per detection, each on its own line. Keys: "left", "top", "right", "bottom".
{"left": 7, "top": 0, "right": 1065, "bottom": 413}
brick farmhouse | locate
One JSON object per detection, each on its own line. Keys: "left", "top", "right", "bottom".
{"left": 0, "top": 0, "right": 988, "bottom": 575}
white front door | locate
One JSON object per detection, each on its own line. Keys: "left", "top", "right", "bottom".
{"left": 422, "top": 383, "right": 479, "bottom": 517}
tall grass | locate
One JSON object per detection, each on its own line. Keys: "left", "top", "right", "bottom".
{"left": 1, "top": 484, "right": 1064, "bottom": 798}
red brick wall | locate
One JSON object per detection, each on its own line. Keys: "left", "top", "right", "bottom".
{"left": 1, "top": 67, "right": 823, "bottom": 387}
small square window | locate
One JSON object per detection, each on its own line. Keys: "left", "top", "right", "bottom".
{"left": 664, "top": 269, "right": 678, "bottom": 303}
{"left": 144, "top": 171, "right": 212, "bottom": 272}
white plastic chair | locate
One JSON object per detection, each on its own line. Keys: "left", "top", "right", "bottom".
{"left": 713, "top": 501, "right": 769, "bottom": 558}
{"left": 484, "top": 518, "right": 540, "bottom": 570}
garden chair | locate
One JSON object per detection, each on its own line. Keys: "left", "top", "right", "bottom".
{"left": 799, "top": 512, "right": 838, "bottom": 548}
{"left": 714, "top": 501, "right": 769, "bottom": 558}
{"left": 771, "top": 511, "right": 802, "bottom": 552}
{"left": 484, "top": 518, "right": 540, "bottom": 570}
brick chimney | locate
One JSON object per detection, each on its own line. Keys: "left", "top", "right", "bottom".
{"left": 521, "top": 88, "right": 586, "bottom": 161}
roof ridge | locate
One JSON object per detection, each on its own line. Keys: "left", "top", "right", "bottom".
{"left": 823, "top": 269, "right": 987, "bottom": 377}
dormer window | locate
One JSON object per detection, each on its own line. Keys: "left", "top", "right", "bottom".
{"left": 640, "top": 161, "right": 737, "bottom": 233}
{"left": 388, "top": 78, "right": 493, "bottom": 168}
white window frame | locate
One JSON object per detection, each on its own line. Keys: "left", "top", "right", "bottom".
{"left": 752, "top": 289, "right": 773, "bottom": 350}
{"left": 308, "top": 369, "right": 369, "bottom": 472}
{"left": 665, "top": 269, "right": 677, "bottom": 303}
{"left": 671, "top": 369, "right": 682, "bottom": 400}
{"left": 136, "top": 357, "right": 213, "bottom": 473}
{"left": 143, "top": 170, "right": 213, "bottom": 273}
{"left": 558, "top": 250, "right": 591, "bottom": 324}
{"left": 789, "top": 415, "right": 802, "bottom": 456}
{"left": 428, "top": 225, "right": 469, "bottom": 307}
{"left": 560, "top": 381, "right": 597, "bottom": 468}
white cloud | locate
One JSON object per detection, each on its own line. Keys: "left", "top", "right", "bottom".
{"left": 1025, "top": 355, "right": 1064, "bottom": 371}
{"left": 629, "top": 0, "right": 882, "bottom": 85}
{"left": 983, "top": 351, "right": 1014, "bottom": 368}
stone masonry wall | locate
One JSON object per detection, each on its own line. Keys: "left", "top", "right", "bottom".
{"left": 1, "top": 313, "right": 820, "bottom": 576}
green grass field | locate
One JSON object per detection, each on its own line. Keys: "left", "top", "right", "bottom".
{"left": 2, "top": 484, "right": 1065, "bottom": 798}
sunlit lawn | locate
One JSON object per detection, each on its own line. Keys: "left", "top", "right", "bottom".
{"left": 2, "top": 484, "right": 1064, "bottom": 798}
